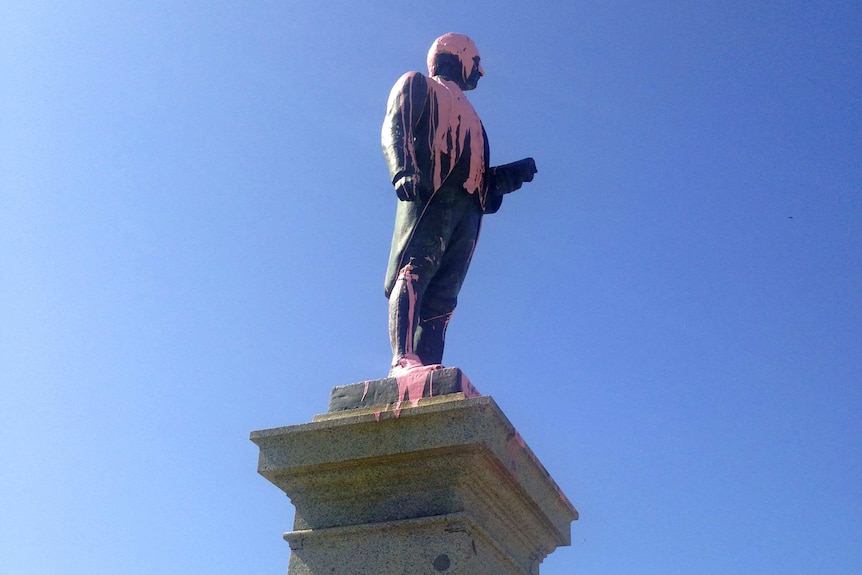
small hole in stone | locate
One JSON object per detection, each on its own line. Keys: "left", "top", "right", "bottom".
{"left": 433, "top": 554, "right": 451, "bottom": 571}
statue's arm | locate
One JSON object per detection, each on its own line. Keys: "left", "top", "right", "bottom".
{"left": 381, "top": 72, "right": 430, "bottom": 201}
{"left": 488, "top": 157, "right": 538, "bottom": 196}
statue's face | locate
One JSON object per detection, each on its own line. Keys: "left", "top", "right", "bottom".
{"left": 451, "top": 37, "right": 483, "bottom": 90}
{"left": 462, "top": 54, "right": 484, "bottom": 91}
{"left": 428, "top": 33, "right": 484, "bottom": 90}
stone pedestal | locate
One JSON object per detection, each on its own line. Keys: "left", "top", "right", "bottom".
{"left": 250, "top": 373, "right": 577, "bottom": 575}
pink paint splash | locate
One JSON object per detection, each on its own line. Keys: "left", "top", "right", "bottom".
{"left": 426, "top": 76, "right": 485, "bottom": 195}
{"left": 386, "top": 58, "right": 485, "bottom": 200}
{"left": 394, "top": 371, "right": 426, "bottom": 417}
{"left": 427, "top": 33, "right": 480, "bottom": 78}
{"left": 395, "top": 74, "right": 419, "bottom": 181}
{"left": 361, "top": 381, "right": 371, "bottom": 402}
{"left": 390, "top": 362, "right": 443, "bottom": 417}
{"left": 394, "top": 264, "right": 419, "bottom": 357}
{"left": 390, "top": 352, "right": 424, "bottom": 375}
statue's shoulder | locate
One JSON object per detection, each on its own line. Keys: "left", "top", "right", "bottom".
{"left": 392, "top": 71, "right": 429, "bottom": 91}
{"left": 387, "top": 72, "right": 431, "bottom": 110}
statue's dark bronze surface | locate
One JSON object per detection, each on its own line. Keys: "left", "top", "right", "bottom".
{"left": 382, "top": 33, "right": 537, "bottom": 376}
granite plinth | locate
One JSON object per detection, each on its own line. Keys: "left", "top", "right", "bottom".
{"left": 251, "top": 393, "right": 578, "bottom": 575}
{"left": 327, "top": 367, "right": 478, "bottom": 413}
{"left": 284, "top": 512, "right": 524, "bottom": 575}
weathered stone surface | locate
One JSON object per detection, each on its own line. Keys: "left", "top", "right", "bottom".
{"left": 284, "top": 512, "right": 525, "bottom": 575}
{"left": 251, "top": 394, "right": 577, "bottom": 574}
{"left": 326, "top": 367, "right": 478, "bottom": 413}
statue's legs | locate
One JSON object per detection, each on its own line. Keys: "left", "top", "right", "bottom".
{"left": 388, "top": 262, "right": 422, "bottom": 367}
{"left": 385, "top": 189, "right": 481, "bottom": 372}
{"left": 412, "top": 313, "right": 450, "bottom": 365}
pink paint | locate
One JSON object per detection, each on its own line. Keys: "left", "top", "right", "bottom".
{"left": 393, "top": 371, "right": 427, "bottom": 417}
{"left": 386, "top": 44, "right": 485, "bottom": 201}
{"left": 388, "top": 361, "right": 444, "bottom": 417}
{"left": 394, "top": 75, "right": 419, "bottom": 182}
{"left": 361, "top": 381, "right": 371, "bottom": 402}
{"left": 423, "top": 33, "right": 485, "bottom": 195}
{"left": 426, "top": 33, "right": 483, "bottom": 88}
{"left": 389, "top": 265, "right": 421, "bottom": 366}
{"left": 399, "top": 264, "right": 419, "bottom": 356}
{"left": 390, "top": 352, "right": 424, "bottom": 376}
{"left": 426, "top": 76, "right": 485, "bottom": 195}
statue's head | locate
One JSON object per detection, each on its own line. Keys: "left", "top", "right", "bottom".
{"left": 427, "top": 33, "right": 484, "bottom": 90}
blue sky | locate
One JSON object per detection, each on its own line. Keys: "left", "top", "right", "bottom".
{"left": 2, "top": 1, "right": 860, "bottom": 573}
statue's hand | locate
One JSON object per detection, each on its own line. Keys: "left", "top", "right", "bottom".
{"left": 491, "top": 158, "right": 538, "bottom": 195}
{"left": 518, "top": 157, "right": 538, "bottom": 183}
{"left": 394, "top": 174, "right": 424, "bottom": 201}
{"left": 493, "top": 167, "right": 521, "bottom": 194}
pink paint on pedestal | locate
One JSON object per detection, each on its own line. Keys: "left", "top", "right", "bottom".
{"left": 392, "top": 363, "right": 443, "bottom": 417}
{"left": 393, "top": 372, "right": 426, "bottom": 418}
{"left": 375, "top": 364, "right": 482, "bottom": 420}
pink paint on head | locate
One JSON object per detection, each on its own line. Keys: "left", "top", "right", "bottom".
{"left": 426, "top": 33, "right": 480, "bottom": 78}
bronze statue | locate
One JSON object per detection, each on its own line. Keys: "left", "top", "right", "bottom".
{"left": 382, "top": 33, "right": 537, "bottom": 376}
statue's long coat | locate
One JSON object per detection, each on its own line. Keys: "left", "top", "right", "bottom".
{"left": 381, "top": 71, "right": 503, "bottom": 215}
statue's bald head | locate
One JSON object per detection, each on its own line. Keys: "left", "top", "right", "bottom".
{"left": 427, "top": 33, "right": 484, "bottom": 90}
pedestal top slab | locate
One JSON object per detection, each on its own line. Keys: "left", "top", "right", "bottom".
{"left": 251, "top": 395, "right": 577, "bottom": 543}
{"left": 326, "top": 367, "right": 478, "bottom": 414}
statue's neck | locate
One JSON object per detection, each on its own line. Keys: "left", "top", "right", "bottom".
{"left": 434, "top": 74, "right": 465, "bottom": 91}
{"left": 433, "top": 55, "right": 465, "bottom": 89}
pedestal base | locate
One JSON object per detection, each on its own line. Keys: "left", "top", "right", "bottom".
{"left": 251, "top": 389, "right": 577, "bottom": 575}
{"left": 285, "top": 512, "right": 524, "bottom": 575}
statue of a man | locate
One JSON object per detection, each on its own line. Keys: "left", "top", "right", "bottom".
{"left": 382, "top": 33, "right": 537, "bottom": 376}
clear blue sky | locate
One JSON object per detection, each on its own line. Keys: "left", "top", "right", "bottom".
{"left": 2, "top": 1, "right": 860, "bottom": 573}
